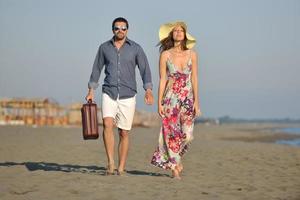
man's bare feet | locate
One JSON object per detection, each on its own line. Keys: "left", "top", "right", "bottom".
{"left": 116, "top": 169, "right": 128, "bottom": 176}
{"left": 105, "top": 163, "right": 115, "bottom": 175}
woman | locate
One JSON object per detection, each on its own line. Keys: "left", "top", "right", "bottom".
{"left": 151, "top": 21, "right": 201, "bottom": 179}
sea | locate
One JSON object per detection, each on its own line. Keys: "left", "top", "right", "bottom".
{"left": 275, "top": 127, "right": 300, "bottom": 147}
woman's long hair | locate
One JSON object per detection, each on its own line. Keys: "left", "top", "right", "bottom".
{"left": 159, "top": 26, "right": 188, "bottom": 52}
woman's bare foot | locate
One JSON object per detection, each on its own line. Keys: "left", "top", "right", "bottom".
{"left": 177, "top": 163, "right": 183, "bottom": 173}
{"left": 172, "top": 168, "right": 181, "bottom": 180}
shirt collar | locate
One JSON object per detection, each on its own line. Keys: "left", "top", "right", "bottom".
{"left": 109, "top": 37, "right": 132, "bottom": 45}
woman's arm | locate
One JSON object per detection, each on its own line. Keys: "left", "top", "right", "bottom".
{"left": 158, "top": 51, "right": 168, "bottom": 117}
{"left": 191, "top": 50, "right": 201, "bottom": 116}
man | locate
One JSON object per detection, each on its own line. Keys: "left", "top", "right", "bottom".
{"left": 86, "top": 17, "right": 154, "bottom": 175}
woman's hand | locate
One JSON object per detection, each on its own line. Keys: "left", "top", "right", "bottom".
{"left": 193, "top": 101, "right": 201, "bottom": 117}
{"left": 158, "top": 103, "right": 164, "bottom": 118}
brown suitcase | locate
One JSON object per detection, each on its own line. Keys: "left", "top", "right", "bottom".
{"left": 81, "top": 100, "right": 99, "bottom": 140}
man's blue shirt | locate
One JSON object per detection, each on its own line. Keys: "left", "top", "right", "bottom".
{"left": 88, "top": 37, "right": 153, "bottom": 100}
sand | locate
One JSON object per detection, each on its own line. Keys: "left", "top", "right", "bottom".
{"left": 0, "top": 123, "right": 300, "bottom": 200}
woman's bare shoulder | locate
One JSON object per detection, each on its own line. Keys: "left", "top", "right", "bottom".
{"left": 161, "top": 50, "right": 170, "bottom": 56}
{"left": 189, "top": 49, "right": 198, "bottom": 59}
{"left": 160, "top": 50, "right": 170, "bottom": 59}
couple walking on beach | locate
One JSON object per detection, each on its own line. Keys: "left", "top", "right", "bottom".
{"left": 85, "top": 17, "right": 201, "bottom": 179}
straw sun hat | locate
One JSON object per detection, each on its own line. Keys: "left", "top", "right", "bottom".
{"left": 159, "top": 21, "right": 196, "bottom": 49}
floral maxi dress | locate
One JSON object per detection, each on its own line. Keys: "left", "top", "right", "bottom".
{"left": 151, "top": 53, "right": 195, "bottom": 170}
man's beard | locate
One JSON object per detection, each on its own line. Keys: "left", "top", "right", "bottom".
{"left": 115, "top": 32, "right": 126, "bottom": 40}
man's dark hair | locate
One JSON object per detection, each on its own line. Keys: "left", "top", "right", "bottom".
{"left": 112, "top": 17, "right": 129, "bottom": 30}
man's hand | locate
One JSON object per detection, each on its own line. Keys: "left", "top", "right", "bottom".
{"left": 85, "top": 89, "right": 94, "bottom": 102}
{"left": 144, "top": 89, "right": 154, "bottom": 105}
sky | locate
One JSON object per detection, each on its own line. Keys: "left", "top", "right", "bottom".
{"left": 0, "top": 0, "right": 299, "bottom": 119}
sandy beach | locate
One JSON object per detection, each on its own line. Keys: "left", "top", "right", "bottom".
{"left": 0, "top": 123, "right": 300, "bottom": 200}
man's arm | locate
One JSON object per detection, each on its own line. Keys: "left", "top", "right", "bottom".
{"left": 86, "top": 45, "right": 105, "bottom": 101}
{"left": 136, "top": 45, "right": 154, "bottom": 105}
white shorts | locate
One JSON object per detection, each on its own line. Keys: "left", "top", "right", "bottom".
{"left": 102, "top": 93, "right": 136, "bottom": 131}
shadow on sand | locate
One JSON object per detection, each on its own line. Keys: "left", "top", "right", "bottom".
{"left": 0, "top": 161, "right": 169, "bottom": 177}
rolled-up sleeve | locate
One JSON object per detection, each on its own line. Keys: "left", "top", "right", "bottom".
{"left": 136, "top": 46, "right": 153, "bottom": 90}
{"left": 88, "top": 45, "right": 105, "bottom": 89}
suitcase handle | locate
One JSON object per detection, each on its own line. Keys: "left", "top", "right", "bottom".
{"left": 87, "top": 99, "right": 95, "bottom": 104}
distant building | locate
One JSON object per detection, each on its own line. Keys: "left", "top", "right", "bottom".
{"left": 67, "top": 103, "right": 82, "bottom": 126}
{"left": 0, "top": 98, "right": 68, "bottom": 126}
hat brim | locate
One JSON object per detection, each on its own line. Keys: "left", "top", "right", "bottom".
{"left": 159, "top": 21, "right": 196, "bottom": 49}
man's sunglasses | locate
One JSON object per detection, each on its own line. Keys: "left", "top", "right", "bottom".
{"left": 113, "top": 26, "right": 127, "bottom": 31}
